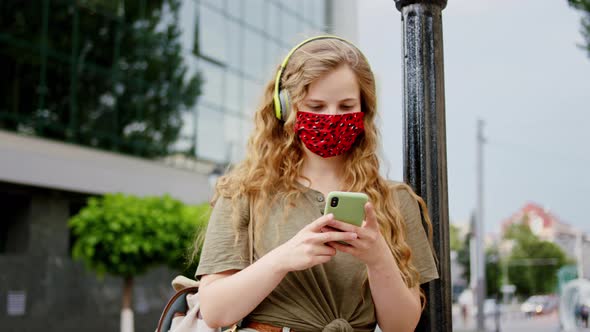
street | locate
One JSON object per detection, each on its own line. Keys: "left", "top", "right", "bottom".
{"left": 453, "top": 307, "right": 565, "bottom": 332}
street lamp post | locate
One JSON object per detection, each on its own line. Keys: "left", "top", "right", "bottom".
{"left": 393, "top": 1, "right": 451, "bottom": 331}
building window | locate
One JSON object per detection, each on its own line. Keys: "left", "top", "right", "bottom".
{"left": 243, "top": 30, "right": 266, "bottom": 80}
{"left": 242, "top": 79, "right": 264, "bottom": 116}
{"left": 244, "top": 0, "right": 266, "bottom": 31}
{"left": 226, "top": 20, "right": 243, "bottom": 71}
{"left": 226, "top": 0, "right": 242, "bottom": 20}
{"left": 198, "top": 4, "right": 227, "bottom": 64}
{"left": 281, "top": 12, "right": 300, "bottom": 42}
{"left": 197, "top": 106, "right": 226, "bottom": 162}
{"left": 225, "top": 71, "right": 243, "bottom": 113}
{"left": 199, "top": 59, "right": 225, "bottom": 106}
{"left": 268, "top": 2, "right": 282, "bottom": 39}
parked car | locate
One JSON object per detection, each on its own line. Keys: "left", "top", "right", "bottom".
{"left": 521, "top": 295, "right": 558, "bottom": 316}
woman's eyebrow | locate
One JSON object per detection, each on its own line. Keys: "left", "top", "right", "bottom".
{"left": 305, "top": 98, "right": 359, "bottom": 103}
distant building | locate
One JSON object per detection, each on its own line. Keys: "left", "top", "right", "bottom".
{"left": 501, "top": 202, "right": 590, "bottom": 279}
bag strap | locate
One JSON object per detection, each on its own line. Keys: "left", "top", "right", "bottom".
{"left": 155, "top": 286, "right": 199, "bottom": 332}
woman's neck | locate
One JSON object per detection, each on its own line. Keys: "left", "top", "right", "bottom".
{"left": 299, "top": 152, "right": 346, "bottom": 196}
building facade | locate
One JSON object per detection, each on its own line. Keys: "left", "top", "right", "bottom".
{"left": 0, "top": 1, "right": 353, "bottom": 330}
{"left": 501, "top": 202, "right": 590, "bottom": 279}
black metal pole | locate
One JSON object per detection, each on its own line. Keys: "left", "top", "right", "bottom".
{"left": 393, "top": 1, "right": 452, "bottom": 331}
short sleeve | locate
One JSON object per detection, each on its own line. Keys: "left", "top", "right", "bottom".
{"left": 195, "top": 196, "right": 250, "bottom": 278}
{"left": 397, "top": 187, "right": 439, "bottom": 284}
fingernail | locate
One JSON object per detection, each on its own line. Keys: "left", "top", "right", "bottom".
{"left": 351, "top": 233, "right": 358, "bottom": 239}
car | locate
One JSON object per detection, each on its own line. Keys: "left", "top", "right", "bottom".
{"left": 520, "top": 295, "right": 558, "bottom": 316}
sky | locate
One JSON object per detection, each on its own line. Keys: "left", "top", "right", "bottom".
{"left": 357, "top": 0, "right": 590, "bottom": 235}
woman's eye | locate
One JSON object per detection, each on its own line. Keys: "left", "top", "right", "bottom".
{"left": 341, "top": 105, "right": 354, "bottom": 110}
{"left": 308, "top": 105, "right": 323, "bottom": 110}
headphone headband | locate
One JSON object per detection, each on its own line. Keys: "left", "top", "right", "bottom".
{"left": 273, "top": 35, "right": 361, "bottom": 121}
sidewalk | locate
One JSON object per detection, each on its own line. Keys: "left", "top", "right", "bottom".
{"left": 452, "top": 309, "right": 562, "bottom": 332}
{"left": 451, "top": 303, "right": 529, "bottom": 332}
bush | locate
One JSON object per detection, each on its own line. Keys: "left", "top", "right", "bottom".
{"left": 69, "top": 193, "right": 210, "bottom": 278}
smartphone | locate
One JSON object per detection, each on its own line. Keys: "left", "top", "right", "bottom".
{"left": 323, "top": 191, "right": 369, "bottom": 227}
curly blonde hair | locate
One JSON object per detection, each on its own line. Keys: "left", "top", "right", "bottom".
{"left": 211, "top": 37, "right": 433, "bottom": 306}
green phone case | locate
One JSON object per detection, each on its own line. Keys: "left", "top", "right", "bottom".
{"left": 323, "top": 191, "right": 368, "bottom": 227}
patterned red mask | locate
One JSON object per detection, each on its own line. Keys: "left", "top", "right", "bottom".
{"left": 294, "top": 111, "right": 365, "bottom": 158}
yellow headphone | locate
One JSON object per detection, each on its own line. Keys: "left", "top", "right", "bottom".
{"left": 273, "top": 35, "right": 363, "bottom": 121}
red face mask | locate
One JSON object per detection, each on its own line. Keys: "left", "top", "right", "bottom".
{"left": 294, "top": 111, "right": 365, "bottom": 158}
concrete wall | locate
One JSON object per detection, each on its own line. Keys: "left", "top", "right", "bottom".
{"left": 0, "top": 183, "right": 187, "bottom": 331}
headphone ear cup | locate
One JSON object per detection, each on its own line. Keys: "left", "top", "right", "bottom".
{"left": 279, "top": 89, "right": 291, "bottom": 121}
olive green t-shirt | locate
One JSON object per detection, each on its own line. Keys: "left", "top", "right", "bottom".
{"left": 195, "top": 184, "right": 439, "bottom": 332}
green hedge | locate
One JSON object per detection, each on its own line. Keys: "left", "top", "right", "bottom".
{"left": 69, "top": 193, "right": 210, "bottom": 279}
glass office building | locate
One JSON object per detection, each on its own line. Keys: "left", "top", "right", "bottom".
{"left": 0, "top": 0, "right": 328, "bottom": 166}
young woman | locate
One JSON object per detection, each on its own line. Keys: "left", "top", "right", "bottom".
{"left": 195, "top": 36, "right": 438, "bottom": 332}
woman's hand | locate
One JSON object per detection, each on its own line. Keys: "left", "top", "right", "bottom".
{"left": 269, "top": 213, "right": 359, "bottom": 273}
{"left": 326, "top": 202, "right": 392, "bottom": 268}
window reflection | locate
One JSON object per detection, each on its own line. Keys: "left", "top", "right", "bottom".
{"left": 226, "top": 0, "right": 242, "bottom": 19}
{"left": 225, "top": 71, "right": 242, "bottom": 113}
{"left": 184, "top": 53, "right": 199, "bottom": 85}
{"left": 313, "top": 1, "right": 326, "bottom": 26}
{"left": 268, "top": 2, "right": 281, "bottom": 39}
{"left": 197, "top": 107, "right": 225, "bottom": 162}
{"left": 199, "top": 60, "right": 225, "bottom": 106}
{"left": 279, "top": 0, "right": 299, "bottom": 12}
{"left": 178, "top": 0, "right": 197, "bottom": 54}
{"left": 202, "top": 0, "right": 223, "bottom": 10}
{"left": 198, "top": 4, "right": 226, "bottom": 63}
{"left": 224, "top": 113, "right": 242, "bottom": 163}
{"left": 242, "top": 79, "right": 263, "bottom": 116}
{"left": 303, "top": 0, "right": 315, "bottom": 23}
{"left": 243, "top": 30, "right": 265, "bottom": 80}
{"left": 226, "top": 20, "right": 242, "bottom": 70}
{"left": 244, "top": 0, "right": 266, "bottom": 31}
{"left": 173, "top": 110, "right": 196, "bottom": 154}
{"left": 266, "top": 42, "right": 283, "bottom": 76}
{"left": 282, "top": 13, "right": 299, "bottom": 42}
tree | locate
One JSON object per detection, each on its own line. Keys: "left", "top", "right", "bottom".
{"left": 449, "top": 224, "right": 463, "bottom": 252}
{"left": 485, "top": 246, "right": 502, "bottom": 297}
{"left": 569, "top": 0, "right": 590, "bottom": 58}
{"left": 456, "top": 234, "right": 471, "bottom": 281}
{"left": 69, "top": 194, "right": 210, "bottom": 332}
{"left": 0, "top": 0, "right": 201, "bottom": 158}
{"left": 504, "top": 223, "right": 568, "bottom": 297}
{"left": 457, "top": 244, "right": 503, "bottom": 297}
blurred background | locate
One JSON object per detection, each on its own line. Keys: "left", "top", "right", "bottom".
{"left": 0, "top": 0, "right": 589, "bottom": 331}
